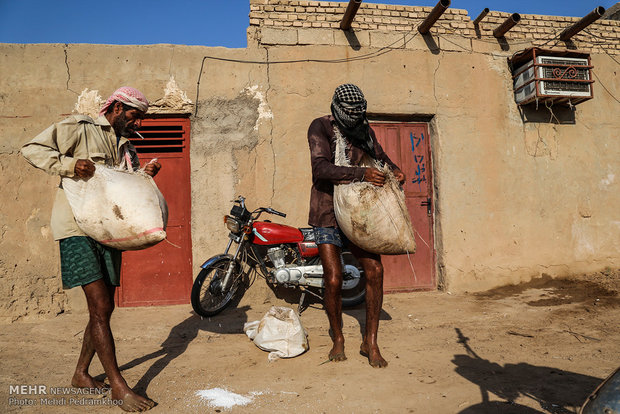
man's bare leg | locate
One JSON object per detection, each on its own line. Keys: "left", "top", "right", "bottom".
{"left": 318, "top": 243, "right": 346, "bottom": 362}
{"left": 71, "top": 319, "right": 108, "bottom": 390}
{"left": 351, "top": 245, "right": 388, "bottom": 368}
{"left": 82, "top": 280, "right": 155, "bottom": 411}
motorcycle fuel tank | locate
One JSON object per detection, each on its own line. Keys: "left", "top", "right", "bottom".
{"left": 252, "top": 221, "right": 304, "bottom": 245}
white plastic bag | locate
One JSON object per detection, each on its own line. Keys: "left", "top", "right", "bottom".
{"left": 62, "top": 164, "right": 168, "bottom": 250}
{"left": 332, "top": 128, "right": 416, "bottom": 255}
{"left": 243, "top": 306, "right": 308, "bottom": 362}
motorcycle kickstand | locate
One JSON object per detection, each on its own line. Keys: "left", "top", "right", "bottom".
{"left": 297, "top": 286, "right": 323, "bottom": 315}
{"left": 297, "top": 288, "right": 307, "bottom": 315}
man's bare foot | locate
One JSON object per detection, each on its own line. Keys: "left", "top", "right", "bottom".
{"left": 112, "top": 386, "right": 155, "bottom": 412}
{"left": 328, "top": 338, "right": 347, "bottom": 362}
{"left": 71, "top": 372, "right": 109, "bottom": 391}
{"left": 360, "top": 342, "right": 388, "bottom": 368}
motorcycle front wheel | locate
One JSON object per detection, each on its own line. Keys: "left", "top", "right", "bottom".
{"left": 340, "top": 251, "right": 366, "bottom": 308}
{"left": 191, "top": 257, "right": 244, "bottom": 317}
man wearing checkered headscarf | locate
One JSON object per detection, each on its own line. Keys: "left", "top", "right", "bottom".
{"left": 21, "top": 85, "right": 159, "bottom": 411}
{"left": 330, "top": 84, "right": 375, "bottom": 158}
{"left": 307, "top": 83, "right": 406, "bottom": 368}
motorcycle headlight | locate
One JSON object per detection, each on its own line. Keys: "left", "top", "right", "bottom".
{"left": 225, "top": 216, "right": 241, "bottom": 233}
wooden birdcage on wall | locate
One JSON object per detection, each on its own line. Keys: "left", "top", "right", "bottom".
{"left": 509, "top": 48, "right": 594, "bottom": 106}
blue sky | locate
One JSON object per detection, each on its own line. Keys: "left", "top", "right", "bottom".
{"left": 0, "top": 1, "right": 615, "bottom": 47}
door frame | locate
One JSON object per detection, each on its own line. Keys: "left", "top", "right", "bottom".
{"left": 369, "top": 118, "right": 437, "bottom": 292}
{"left": 116, "top": 116, "right": 193, "bottom": 307}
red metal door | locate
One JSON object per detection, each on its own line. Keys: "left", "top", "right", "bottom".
{"left": 116, "top": 118, "right": 193, "bottom": 306}
{"left": 371, "top": 123, "right": 435, "bottom": 292}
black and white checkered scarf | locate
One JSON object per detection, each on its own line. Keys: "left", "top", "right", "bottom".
{"left": 330, "top": 84, "right": 376, "bottom": 158}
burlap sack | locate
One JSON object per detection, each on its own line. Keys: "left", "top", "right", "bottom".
{"left": 62, "top": 164, "right": 168, "bottom": 250}
{"left": 333, "top": 128, "right": 416, "bottom": 255}
{"left": 244, "top": 306, "right": 309, "bottom": 362}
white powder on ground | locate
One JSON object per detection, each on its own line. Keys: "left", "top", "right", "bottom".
{"left": 195, "top": 388, "right": 253, "bottom": 409}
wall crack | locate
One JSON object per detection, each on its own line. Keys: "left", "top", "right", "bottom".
{"left": 63, "top": 45, "right": 78, "bottom": 95}
{"left": 264, "top": 47, "right": 276, "bottom": 206}
{"left": 432, "top": 52, "right": 443, "bottom": 111}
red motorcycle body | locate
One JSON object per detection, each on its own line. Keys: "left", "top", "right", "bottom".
{"left": 190, "top": 196, "right": 365, "bottom": 318}
{"left": 251, "top": 221, "right": 319, "bottom": 258}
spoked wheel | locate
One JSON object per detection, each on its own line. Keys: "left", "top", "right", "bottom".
{"left": 191, "top": 257, "right": 244, "bottom": 317}
{"left": 341, "top": 251, "right": 366, "bottom": 308}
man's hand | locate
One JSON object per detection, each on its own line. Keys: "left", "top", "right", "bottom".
{"left": 364, "top": 167, "right": 386, "bottom": 186}
{"left": 393, "top": 169, "right": 406, "bottom": 185}
{"left": 143, "top": 161, "right": 161, "bottom": 177}
{"left": 74, "top": 159, "right": 95, "bottom": 178}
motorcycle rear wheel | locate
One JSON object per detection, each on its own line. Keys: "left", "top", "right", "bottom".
{"left": 191, "top": 257, "right": 243, "bottom": 317}
{"left": 341, "top": 251, "right": 366, "bottom": 308}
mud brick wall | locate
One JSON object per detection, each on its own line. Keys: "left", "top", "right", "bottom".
{"left": 248, "top": 0, "right": 620, "bottom": 54}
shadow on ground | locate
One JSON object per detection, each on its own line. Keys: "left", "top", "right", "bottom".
{"left": 96, "top": 306, "right": 252, "bottom": 397}
{"left": 104, "top": 289, "right": 393, "bottom": 398}
{"left": 475, "top": 273, "right": 620, "bottom": 308}
{"left": 453, "top": 328, "right": 601, "bottom": 413}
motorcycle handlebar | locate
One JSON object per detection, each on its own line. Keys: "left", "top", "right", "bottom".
{"left": 265, "top": 208, "right": 286, "bottom": 218}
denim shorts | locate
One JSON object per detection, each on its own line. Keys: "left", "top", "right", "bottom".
{"left": 313, "top": 227, "right": 349, "bottom": 249}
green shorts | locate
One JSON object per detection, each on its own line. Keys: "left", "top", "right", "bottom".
{"left": 59, "top": 236, "right": 122, "bottom": 289}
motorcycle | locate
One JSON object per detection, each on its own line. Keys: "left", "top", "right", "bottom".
{"left": 191, "top": 195, "right": 366, "bottom": 317}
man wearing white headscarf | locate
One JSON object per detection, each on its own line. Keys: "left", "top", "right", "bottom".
{"left": 22, "top": 86, "right": 160, "bottom": 411}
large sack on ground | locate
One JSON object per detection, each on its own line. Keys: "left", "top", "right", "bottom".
{"left": 333, "top": 129, "right": 416, "bottom": 255}
{"left": 243, "top": 306, "right": 308, "bottom": 362}
{"left": 62, "top": 164, "right": 168, "bottom": 250}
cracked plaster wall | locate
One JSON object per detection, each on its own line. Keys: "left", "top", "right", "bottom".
{"left": 0, "top": 44, "right": 274, "bottom": 321}
{"left": 191, "top": 93, "right": 265, "bottom": 264}
{"left": 1, "top": 26, "right": 619, "bottom": 320}
{"left": 248, "top": 0, "right": 620, "bottom": 292}
{"left": 432, "top": 51, "right": 619, "bottom": 292}
{"left": 261, "top": 44, "right": 619, "bottom": 293}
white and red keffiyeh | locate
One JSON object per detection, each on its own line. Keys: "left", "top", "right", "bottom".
{"left": 99, "top": 86, "right": 149, "bottom": 116}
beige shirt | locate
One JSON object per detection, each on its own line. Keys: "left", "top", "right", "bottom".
{"left": 21, "top": 115, "right": 140, "bottom": 240}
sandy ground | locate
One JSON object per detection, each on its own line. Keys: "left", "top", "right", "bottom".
{"left": 1, "top": 270, "right": 619, "bottom": 414}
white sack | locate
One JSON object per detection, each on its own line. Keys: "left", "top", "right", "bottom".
{"left": 333, "top": 128, "right": 416, "bottom": 255}
{"left": 243, "top": 306, "right": 308, "bottom": 362}
{"left": 62, "top": 164, "right": 168, "bottom": 250}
